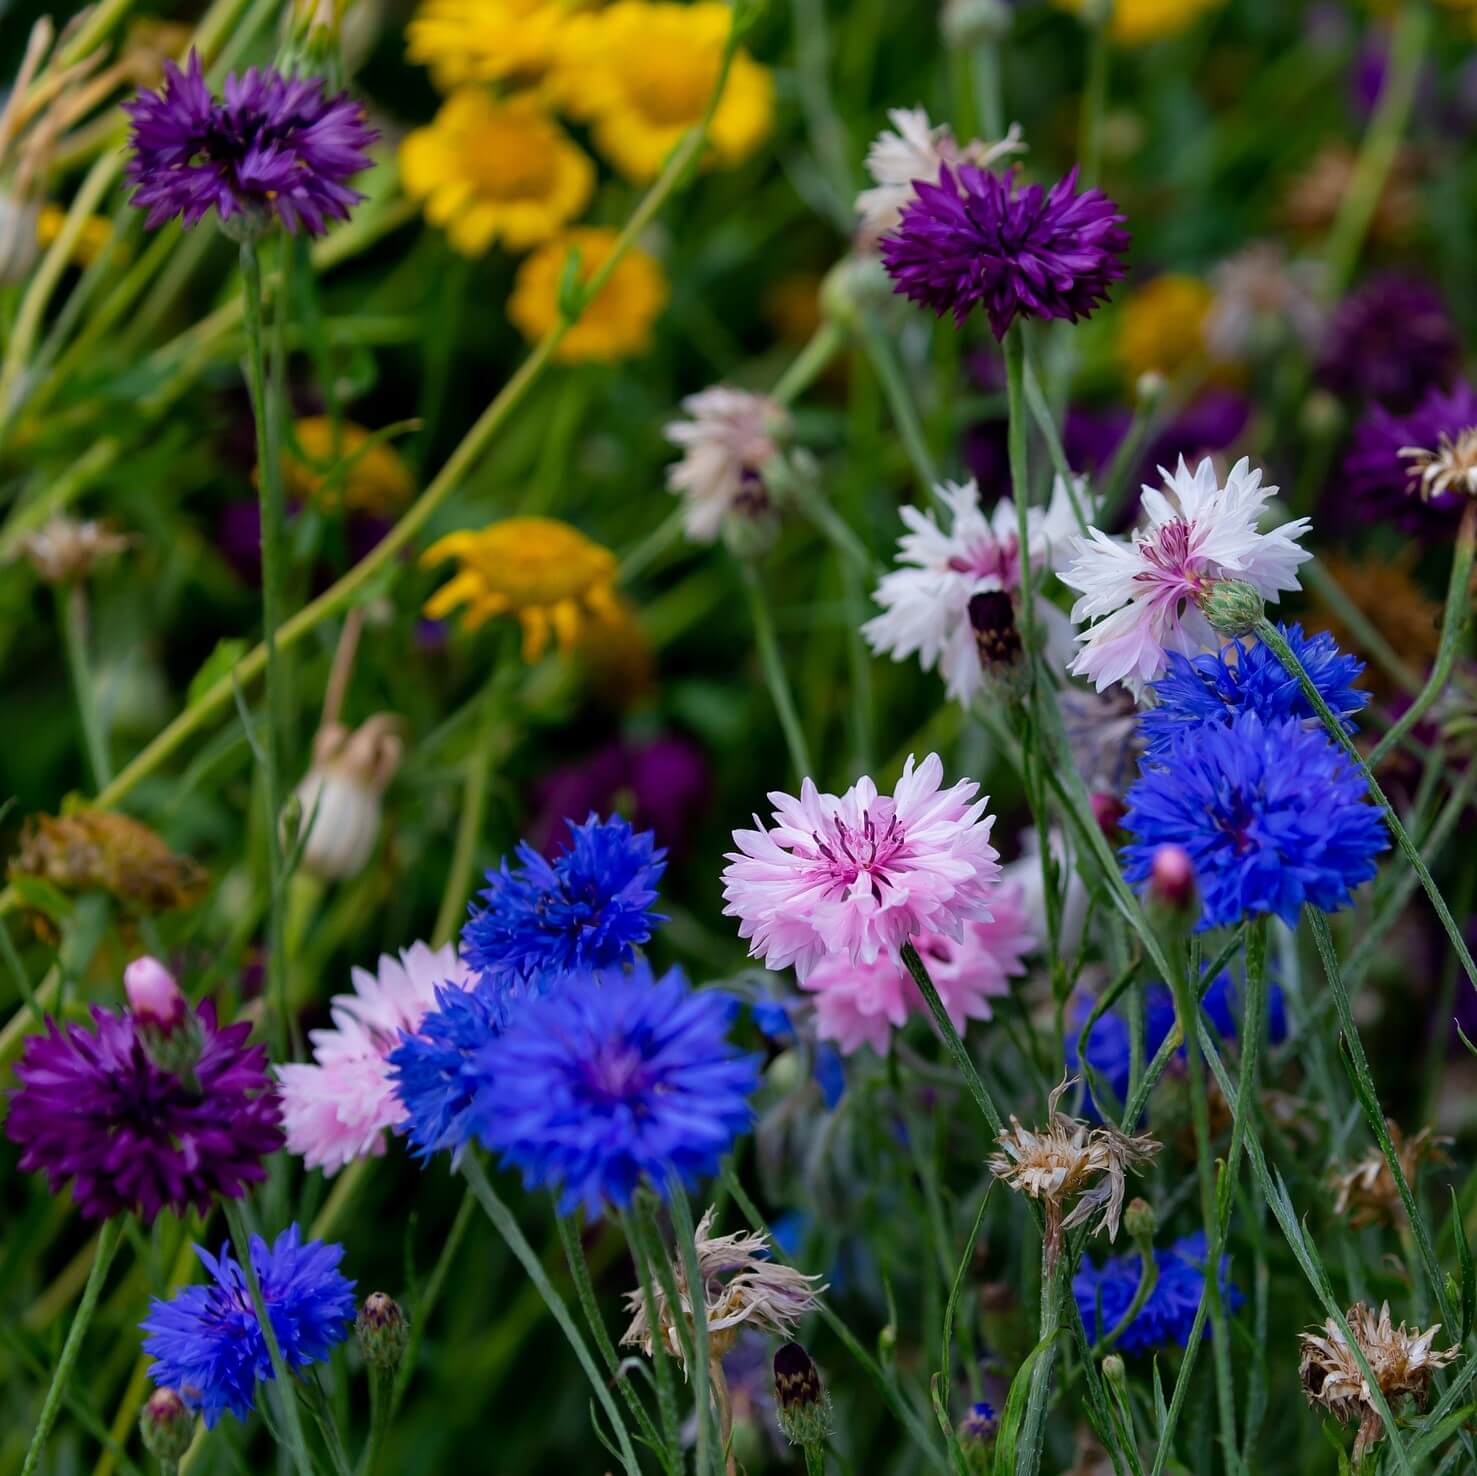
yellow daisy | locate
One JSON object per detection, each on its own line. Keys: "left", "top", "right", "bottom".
{"left": 1055, "top": 0, "right": 1222, "bottom": 45}
{"left": 1116, "top": 274, "right": 1213, "bottom": 382}
{"left": 557, "top": 1, "right": 773, "bottom": 182}
{"left": 279, "top": 419, "right": 416, "bottom": 518}
{"left": 405, "top": 0, "right": 592, "bottom": 92}
{"left": 421, "top": 516, "right": 620, "bottom": 661}
{"left": 508, "top": 226, "right": 668, "bottom": 363}
{"left": 401, "top": 93, "right": 595, "bottom": 256}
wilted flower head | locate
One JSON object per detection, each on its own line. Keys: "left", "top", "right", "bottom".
{"left": 1205, "top": 243, "right": 1325, "bottom": 362}
{"left": 881, "top": 163, "right": 1129, "bottom": 339}
{"left": 1402, "top": 427, "right": 1477, "bottom": 505}
{"left": 1299, "top": 1302, "right": 1456, "bottom": 1465}
{"left": 855, "top": 107, "right": 1025, "bottom": 245}
{"left": 664, "top": 386, "right": 790, "bottom": 546}
{"left": 1330, "top": 1122, "right": 1451, "bottom": 1230}
{"left": 862, "top": 477, "right": 1082, "bottom": 706}
{"left": 1059, "top": 456, "right": 1310, "bottom": 693}
{"left": 124, "top": 52, "right": 376, "bottom": 236}
{"left": 722, "top": 753, "right": 1000, "bottom": 983}
{"left": 987, "top": 1077, "right": 1160, "bottom": 1271}
{"left": 288, "top": 716, "right": 404, "bottom": 883}
{"left": 622, "top": 1208, "right": 826, "bottom": 1365}
{"left": 16, "top": 515, "right": 129, "bottom": 583}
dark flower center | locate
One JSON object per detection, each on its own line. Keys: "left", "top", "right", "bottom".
{"left": 580, "top": 1040, "right": 651, "bottom": 1106}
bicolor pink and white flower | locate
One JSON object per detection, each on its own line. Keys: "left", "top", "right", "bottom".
{"left": 800, "top": 879, "right": 1035, "bottom": 1054}
{"left": 722, "top": 753, "right": 1000, "bottom": 983}
{"left": 1059, "top": 456, "right": 1310, "bottom": 693}
{"left": 664, "top": 386, "right": 790, "bottom": 544}
{"left": 862, "top": 476, "right": 1082, "bottom": 704}
{"left": 277, "top": 941, "right": 472, "bottom": 1174}
{"left": 855, "top": 106, "right": 1025, "bottom": 245}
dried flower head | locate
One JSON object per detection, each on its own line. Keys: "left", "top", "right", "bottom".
{"left": 1401, "top": 427, "right": 1477, "bottom": 503}
{"left": 1329, "top": 1123, "right": 1451, "bottom": 1231}
{"left": 288, "top": 716, "right": 404, "bottom": 883}
{"left": 16, "top": 515, "right": 129, "bottom": 583}
{"left": 621, "top": 1208, "right": 826, "bottom": 1367}
{"left": 1299, "top": 1302, "right": 1455, "bottom": 1464}
{"left": 987, "top": 1078, "right": 1160, "bottom": 1271}
{"left": 1282, "top": 144, "right": 1419, "bottom": 246}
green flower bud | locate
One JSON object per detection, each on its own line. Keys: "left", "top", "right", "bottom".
{"left": 1200, "top": 579, "right": 1265, "bottom": 638}
{"left": 1102, "top": 1353, "right": 1127, "bottom": 1387}
{"left": 140, "top": 1387, "right": 195, "bottom": 1464}
{"left": 941, "top": 0, "right": 1012, "bottom": 46}
{"left": 1124, "top": 1197, "right": 1156, "bottom": 1243}
{"left": 356, "top": 1292, "right": 410, "bottom": 1372}
{"left": 773, "top": 1342, "right": 831, "bottom": 1449}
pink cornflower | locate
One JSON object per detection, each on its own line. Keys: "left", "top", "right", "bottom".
{"left": 277, "top": 941, "right": 472, "bottom": 1175}
{"left": 800, "top": 879, "right": 1035, "bottom": 1055}
{"left": 1059, "top": 456, "right": 1310, "bottom": 693}
{"left": 721, "top": 753, "right": 1000, "bottom": 983}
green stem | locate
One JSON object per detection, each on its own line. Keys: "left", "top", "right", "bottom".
{"left": 619, "top": 1205, "right": 684, "bottom": 1458}
{"left": 1018, "top": 1241, "right": 1062, "bottom": 1476}
{"left": 388, "top": 1188, "right": 475, "bottom": 1417}
{"left": 804, "top": 1442, "right": 828, "bottom": 1476}
{"left": 667, "top": 1182, "right": 723, "bottom": 1476}
{"left": 20, "top": 1216, "right": 124, "bottom": 1476}
{"left": 1002, "top": 327, "right": 1037, "bottom": 664}
{"left": 460, "top": 1157, "right": 641, "bottom": 1476}
{"left": 1256, "top": 617, "right": 1477, "bottom": 993}
{"left": 1094, "top": 1253, "right": 1158, "bottom": 1357}
{"left": 432, "top": 679, "right": 500, "bottom": 948}
{"left": 1078, "top": 18, "right": 1110, "bottom": 189}
{"left": 858, "top": 314, "right": 939, "bottom": 497}
{"left": 742, "top": 560, "right": 813, "bottom": 781}
{"left": 58, "top": 583, "right": 111, "bottom": 791}
{"left": 221, "top": 1200, "right": 317, "bottom": 1476}
{"left": 773, "top": 320, "right": 844, "bottom": 406}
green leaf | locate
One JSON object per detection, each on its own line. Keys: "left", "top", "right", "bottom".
{"left": 187, "top": 638, "right": 248, "bottom": 707}
{"left": 1452, "top": 1186, "right": 1474, "bottom": 1342}
{"left": 8, "top": 874, "right": 74, "bottom": 924}
{"left": 991, "top": 1328, "right": 1062, "bottom": 1476}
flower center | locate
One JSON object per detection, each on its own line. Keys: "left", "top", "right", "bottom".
{"left": 580, "top": 1040, "right": 650, "bottom": 1106}
{"left": 809, "top": 801, "right": 906, "bottom": 898}
{"left": 461, "top": 120, "right": 562, "bottom": 200}
{"left": 621, "top": 46, "right": 721, "bottom": 127}
{"left": 1133, "top": 517, "right": 1209, "bottom": 612}
{"left": 947, "top": 531, "right": 1020, "bottom": 585}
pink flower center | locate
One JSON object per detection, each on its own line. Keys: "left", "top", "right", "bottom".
{"left": 1132, "top": 518, "right": 1209, "bottom": 614}
{"left": 581, "top": 1041, "right": 650, "bottom": 1106}
{"left": 948, "top": 532, "right": 1021, "bottom": 587}
{"left": 809, "top": 801, "right": 907, "bottom": 900}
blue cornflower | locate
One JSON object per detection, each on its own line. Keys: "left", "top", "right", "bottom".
{"left": 473, "top": 962, "right": 759, "bottom": 1218}
{"left": 141, "top": 1225, "right": 355, "bottom": 1427}
{"left": 1121, "top": 713, "right": 1388, "bottom": 930}
{"left": 1074, "top": 1232, "right": 1242, "bottom": 1355}
{"left": 1139, "top": 623, "right": 1369, "bottom": 758}
{"left": 461, "top": 813, "right": 666, "bottom": 992}
{"left": 388, "top": 984, "right": 508, "bottom": 1162}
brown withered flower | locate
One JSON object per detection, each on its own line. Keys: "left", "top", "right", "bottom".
{"left": 987, "top": 1077, "right": 1160, "bottom": 1273}
{"left": 1402, "top": 428, "right": 1477, "bottom": 504}
{"left": 1281, "top": 144, "right": 1419, "bottom": 246}
{"left": 1330, "top": 1122, "right": 1451, "bottom": 1231}
{"left": 15, "top": 515, "right": 129, "bottom": 584}
{"left": 1299, "top": 1302, "right": 1455, "bottom": 1465}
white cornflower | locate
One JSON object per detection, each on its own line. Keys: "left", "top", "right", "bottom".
{"left": 1401, "top": 427, "right": 1477, "bottom": 503}
{"left": 862, "top": 476, "right": 1082, "bottom": 705}
{"left": 1058, "top": 456, "right": 1310, "bottom": 694}
{"left": 855, "top": 106, "right": 1025, "bottom": 245}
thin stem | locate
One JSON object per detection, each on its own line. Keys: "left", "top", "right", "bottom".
{"left": 1078, "top": 18, "right": 1110, "bottom": 189}
{"left": 773, "top": 320, "right": 844, "bottom": 407}
{"left": 1018, "top": 1241, "right": 1062, "bottom": 1476}
{"left": 432, "top": 679, "right": 500, "bottom": 948}
{"left": 362, "top": 1367, "right": 392, "bottom": 1476}
{"left": 857, "top": 314, "right": 939, "bottom": 497}
{"left": 1094, "top": 1253, "right": 1158, "bottom": 1357}
{"left": 1256, "top": 617, "right": 1477, "bottom": 993}
{"left": 20, "top": 1215, "right": 124, "bottom": 1476}
{"left": 668, "top": 1182, "right": 723, "bottom": 1476}
{"left": 58, "top": 583, "right": 111, "bottom": 790}
{"left": 221, "top": 1200, "right": 316, "bottom": 1476}
{"left": 619, "top": 1205, "right": 684, "bottom": 1458}
{"left": 1003, "top": 327, "right": 1037, "bottom": 663}
{"left": 460, "top": 1156, "right": 641, "bottom": 1476}
{"left": 804, "top": 1442, "right": 828, "bottom": 1476}
{"left": 742, "top": 560, "right": 813, "bottom": 781}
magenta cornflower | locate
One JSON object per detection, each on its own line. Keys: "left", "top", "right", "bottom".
{"left": 124, "top": 52, "right": 376, "bottom": 236}
{"left": 880, "top": 163, "right": 1129, "bottom": 339}
{"left": 5, "top": 1001, "right": 281, "bottom": 1223}
{"left": 722, "top": 753, "right": 1001, "bottom": 983}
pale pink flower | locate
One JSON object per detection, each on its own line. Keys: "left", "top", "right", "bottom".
{"left": 722, "top": 753, "right": 1000, "bottom": 983}
{"left": 277, "top": 941, "right": 472, "bottom": 1174}
{"left": 1059, "top": 456, "right": 1310, "bottom": 694}
{"left": 664, "top": 386, "right": 790, "bottom": 544}
{"left": 800, "top": 879, "right": 1035, "bottom": 1055}
{"left": 862, "top": 476, "right": 1081, "bottom": 704}
{"left": 856, "top": 107, "right": 1025, "bottom": 246}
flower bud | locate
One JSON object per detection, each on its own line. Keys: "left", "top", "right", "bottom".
{"left": 1200, "top": 578, "right": 1265, "bottom": 638}
{"left": 1148, "top": 845, "right": 1196, "bottom": 912}
{"left": 958, "top": 1398, "right": 998, "bottom": 1444}
{"left": 125, "top": 956, "right": 187, "bottom": 1032}
{"left": 821, "top": 251, "right": 892, "bottom": 323}
{"left": 1090, "top": 791, "right": 1126, "bottom": 838}
{"left": 1102, "top": 1352, "right": 1127, "bottom": 1387}
{"left": 1124, "top": 1196, "right": 1156, "bottom": 1242}
{"left": 773, "top": 1342, "right": 831, "bottom": 1449}
{"left": 356, "top": 1292, "right": 410, "bottom": 1371}
{"left": 941, "top": 0, "right": 1012, "bottom": 46}
{"left": 287, "top": 716, "right": 403, "bottom": 882}
{"left": 1135, "top": 369, "right": 1167, "bottom": 408}
{"left": 140, "top": 1387, "right": 195, "bottom": 1463}
{"left": 968, "top": 591, "right": 1024, "bottom": 675}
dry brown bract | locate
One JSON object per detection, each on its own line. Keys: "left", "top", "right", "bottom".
{"left": 16, "top": 515, "right": 129, "bottom": 584}
{"left": 621, "top": 1209, "right": 826, "bottom": 1368}
{"left": 1298, "top": 1302, "right": 1455, "bottom": 1465}
{"left": 986, "top": 1077, "right": 1161, "bottom": 1273}
{"left": 1329, "top": 1122, "right": 1451, "bottom": 1231}
{"left": 1401, "top": 429, "right": 1477, "bottom": 503}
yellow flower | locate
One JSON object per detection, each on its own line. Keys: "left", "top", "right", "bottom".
{"left": 1116, "top": 274, "right": 1213, "bottom": 382}
{"left": 405, "top": 0, "right": 592, "bottom": 92}
{"left": 279, "top": 418, "right": 416, "bottom": 518}
{"left": 36, "top": 205, "right": 114, "bottom": 267}
{"left": 421, "top": 516, "right": 620, "bottom": 660}
{"left": 1055, "top": 0, "right": 1222, "bottom": 45}
{"left": 557, "top": 1, "right": 773, "bottom": 182}
{"left": 508, "top": 226, "right": 667, "bottom": 363}
{"left": 401, "top": 92, "right": 594, "bottom": 256}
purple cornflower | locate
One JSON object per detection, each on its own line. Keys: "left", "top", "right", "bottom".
{"left": 124, "top": 52, "right": 376, "bottom": 236}
{"left": 881, "top": 164, "right": 1129, "bottom": 339}
{"left": 1318, "top": 275, "right": 1458, "bottom": 412}
{"left": 1343, "top": 379, "right": 1477, "bottom": 534}
{"left": 5, "top": 1002, "right": 281, "bottom": 1223}
{"left": 141, "top": 1225, "right": 355, "bottom": 1427}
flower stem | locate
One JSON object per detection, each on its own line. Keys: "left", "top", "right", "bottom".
{"left": 899, "top": 940, "right": 1005, "bottom": 1137}
{"left": 1255, "top": 616, "right": 1477, "bottom": 993}
{"left": 1002, "top": 326, "right": 1037, "bottom": 664}
{"left": 619, "top": 1205, "right": 685, "bottom": 1458}
{"left": 1078, "top": 17, "right": 1110, "bottom": 189}
{"left": 432, "top": 677, "right": 501, "bottom": 948}
{"left": 57, "top": 582, "right": 111, "bottom": 790}
{"left": 221, "top": 1199, "right": 317, "bottom": 1476}
{"left": 460, "top": 1156, "right": 641, "bottom": 1476}
{"left": 20, "top": 1215, "right": 124, "bottom": 1476}
{"left": 1018, "top": 1240, "right": 1062, "bottom": 1476}
{"left": 667, "top": 1182, "right": 724, "bottom": 1476}
{"left": 857, "top": 312, "right": 939, "bottom": 498}
{"left": 773, "top": 320, "right": 845, "bottom": 407}
{"left": 741, "top": 560, "right": 814, "bottom": 782}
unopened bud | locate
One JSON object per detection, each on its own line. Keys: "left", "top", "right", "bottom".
{"left": 941, "top": 0, "right": 1012, "bottom": 46}
{"left": 1200, "top": 578, "right": 1265, "bottom": 638}
{"left": 1090, "top": 791, "right": 1126, "bottom": 837}
{"left": 1149, "top": 845, "right": 1196, "bottom": 911}
{"left": 288, "top": 717, "right": 402, "bottom": 882}
{"left": 821, "top": 252, "right": 891, "bottom": 323}
{"left": 773, "top": 1342, "right": 831, "bottom": 1448}
{"left": 125, "top": 956, "right": 187, "bottom": 1031}
{"left": 1135, "top": 370, "right": 1167, "bottom": 408}
{"left": 140, "top": 1387, "right": 195, "bottom": 1463}
{"left": 968, "top": 591, "right": 1024, "bottom": 674}
{"left": 1124, "top": 1197, "right": 1156, "bottom": 1242}
{"left": 1102, "top": 1352, "right": 1127, "bottom": 1387}
{"left": 1300, "top": 388, "right": 1343, "bottom": 440}
{"left": 356, "top": 1293, "right": 410, "bottom": 1371}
